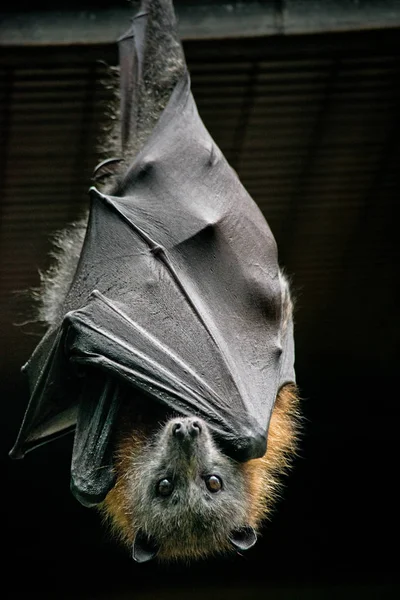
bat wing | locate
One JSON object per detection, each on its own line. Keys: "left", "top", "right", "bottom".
{"left": 11, "top": 3, "right": 295, "bottom": 505}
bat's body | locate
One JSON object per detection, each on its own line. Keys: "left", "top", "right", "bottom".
{"left": 12, "top": 0, "right": 300, "bottom": 562}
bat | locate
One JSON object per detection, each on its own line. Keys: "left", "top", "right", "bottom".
{"left": 10, "top": 0, "right": 300, "bottom": 562}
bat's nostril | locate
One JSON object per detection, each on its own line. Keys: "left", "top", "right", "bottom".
{"left": 172, "top": 419, "right": 201, "bottom": 439}
{"left": 190, "top": 420, "right": 202, "bottom": 436}
{"left": 172, "top": 422, "right": 183, "bottom": 436}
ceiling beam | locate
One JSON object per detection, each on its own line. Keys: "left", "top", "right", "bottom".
{"left": 1, "top": 1, "right": 400, "bottom": 47}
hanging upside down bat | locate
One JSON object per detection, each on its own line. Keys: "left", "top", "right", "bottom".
{"left": 10, "top": 0, "right": 300, "bottom": 562}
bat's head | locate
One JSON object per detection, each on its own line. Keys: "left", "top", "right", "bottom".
{"left": 105, "top": 415, "right": 257, "bottom": 562}
{"left": 134, "top": 416, "right": 259, "bottom": 562}
{"left": 102, "top": 384, "right": 300, "bottom": 562}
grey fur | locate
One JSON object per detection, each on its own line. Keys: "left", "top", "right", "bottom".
{"left": 32, "top": 219, "right": 87, "bottom": 326}
{"left": 279, "top": 270, "right": 294, "bottom": 334}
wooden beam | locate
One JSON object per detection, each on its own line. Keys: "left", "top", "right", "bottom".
{"left": 1, "top": 1, "right": 400, "bottom": 47}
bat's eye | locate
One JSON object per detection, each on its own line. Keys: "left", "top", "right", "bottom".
{"left": 157, "top": 478, "right": 174, "bottom": 497}
{"left": 205, "top": 475, "right": 223, "bottom": 493}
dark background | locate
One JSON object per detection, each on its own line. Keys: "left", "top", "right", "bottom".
{"left": 1, "top": 2, "right": 399, "bottom": 598}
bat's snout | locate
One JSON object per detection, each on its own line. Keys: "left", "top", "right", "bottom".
{"left": 171, "top": 417, "right": 203, "bottom": 441}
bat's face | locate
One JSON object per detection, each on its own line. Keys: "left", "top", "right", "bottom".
{"left": 104, "top": 416, "right": 257, "bottom": 561}
{"left": 102, "top": 384, "right": 300, "bottom": 562}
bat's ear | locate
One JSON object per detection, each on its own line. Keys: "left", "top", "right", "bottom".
{"left": 132, "top": 530, "right": 160, "bottom": 563}
{"left": 229, "top": 525, "right": 257, "bottom": 551}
